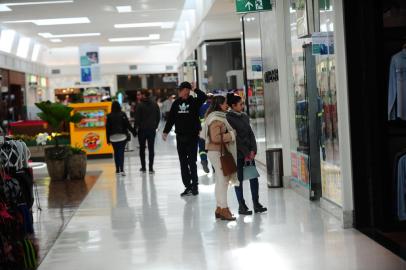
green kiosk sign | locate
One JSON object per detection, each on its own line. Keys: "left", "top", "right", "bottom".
{"left": 235, "top": 0, "right": 272, "bottom": 13}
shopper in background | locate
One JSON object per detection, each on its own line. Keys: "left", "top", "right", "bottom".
{"left": 198, "top": 93, "right": 213, "bottom": 173}
{"left": 162, "top": 94, "right": 175, "bottom": 120}
{"left": 203, "top": 95, "right": 237, "bottom": 221}
{"left": 162, "top": 81, "right": 207, "bottom": 197}
{"left": 134, "top": 89, "right": 161, "bottom": 174}
{"left": 226, "top": 93, "right": 267, "bottom": 215}
{"left": 106, "top": 101, "right": 135, "bottom": 176}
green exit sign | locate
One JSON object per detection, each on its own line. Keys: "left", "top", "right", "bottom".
{"left": 236, "top": 0, "right": 272, "bottom": 13}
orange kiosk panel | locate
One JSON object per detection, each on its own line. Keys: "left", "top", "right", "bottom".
{"left": 69, "top": 102, "right": 113, "bottom": 156}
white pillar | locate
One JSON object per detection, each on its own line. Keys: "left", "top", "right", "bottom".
{"left": 334, "top": 0, "right": 354, "bottom": 228}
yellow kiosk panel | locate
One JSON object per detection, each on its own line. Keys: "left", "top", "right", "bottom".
{"left": 70, "top": 102, "right": 113, "bottom": 156}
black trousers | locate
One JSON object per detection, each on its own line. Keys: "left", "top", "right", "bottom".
{"left": 112, "top": 140, "right": 127, "bottom": 172}
{"left": 176, "top": 135, "right": 199, "bottom": 189}
{"left": 138, "top": 129, "right": 156, "bottom": 170}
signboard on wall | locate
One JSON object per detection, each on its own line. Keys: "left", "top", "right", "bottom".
{"left": 235, "top": 0, "right": 272, "bottom": 13}
{"left": 79, "top": 44, "right": 101, "bottom": 83}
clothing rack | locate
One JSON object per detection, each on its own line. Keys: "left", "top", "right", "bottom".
{"left": 0, "top": 138, "right": 38, "bottom": 269}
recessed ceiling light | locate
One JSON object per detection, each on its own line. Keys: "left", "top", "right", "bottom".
{"left": 109, "top": 34, "right": 160, "bottom": 42}
{"left": 17, "top": 37, "right": 31, "bottom": 58}
{"left": 0, "top": 1, "right": 73, "bottom": 12}
{"left": 31, "top": 44, "right": 41, "bottom": 61}
{"left": 114, "top": 22, "right": 175, "bottom": 29}
{"left": 0, "top": 29, "right": 15, "bottom": 53}
{"left": 50, "top": 39, "right": 62, "bottom": 43}
{"left": 4, "top": 17, "right": 90, "bottom": 26}
{"left": 116, "top": 5, "right": 132, "bottom": 13}
{"left": 39, "top": 32, "right": 100, "bottom": 38}
{"left": 141, "top": 4, "right": 149, "bottom": 9}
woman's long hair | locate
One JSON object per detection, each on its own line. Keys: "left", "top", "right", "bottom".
{"left": 111, "top": 101, "right": 122, "bottom": 113}
{"left": 205, "top": 95, "right": 226, "bottom": 117}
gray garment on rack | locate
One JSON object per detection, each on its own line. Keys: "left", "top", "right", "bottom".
{"left": 397, "top": 154, "right": 406, "bottom": 220}
{"left": 388, "top": 49, "right": 406, "bottom": 120}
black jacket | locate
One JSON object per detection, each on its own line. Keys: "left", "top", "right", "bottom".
{"left": 134, "top": 98, "right": 160, "bottom": 131}
{"left": 226, "top": 111, "right": 257, "bottom": 159}
{"left": 106, "top": 112, "right": 134, "bottom": 143}
{"left": 163, "top": 89, "right": 207, "bottom": 138}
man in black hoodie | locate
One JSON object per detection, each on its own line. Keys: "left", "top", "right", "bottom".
{"left": 163, "top": 81, "right": 207, "bottom": 196}
{"left": 135, "top": 89, "right": 161, "bottom": 173}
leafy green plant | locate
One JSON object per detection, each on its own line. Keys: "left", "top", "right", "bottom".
{"left": 68, "top": 144, "right": 86, "bottom": 155}
{"left": 35, "top": 101, "right": 83, "bottom": 148}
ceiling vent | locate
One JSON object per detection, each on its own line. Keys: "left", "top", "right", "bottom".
{"left": 129, "top": 65, "right": 138, "bottom": 70}
{"left": 51, "top": 69, "right": 61, "bottom": 75}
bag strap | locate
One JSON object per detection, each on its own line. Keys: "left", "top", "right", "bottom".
{"left": 220, "top": 127, "right": 224, "bottom": 156}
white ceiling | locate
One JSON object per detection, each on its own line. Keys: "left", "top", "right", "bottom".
{"left": 0, "top": 0, "right": 186, "bottom": 47}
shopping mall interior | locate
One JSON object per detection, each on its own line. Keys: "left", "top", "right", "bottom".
{"left": 0, "top": 0, "right": 406, "bottom": 269}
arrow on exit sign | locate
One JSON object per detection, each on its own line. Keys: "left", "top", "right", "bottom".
{"left": 235, "top": 0, "right": 272, "bottom": 13}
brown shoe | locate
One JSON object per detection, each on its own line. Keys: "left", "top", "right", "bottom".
{"left": 220, "top": 208, "right": 236, "bottom": 221}
{"left": 215, "top": 207, "right": 221, "bottom": 219}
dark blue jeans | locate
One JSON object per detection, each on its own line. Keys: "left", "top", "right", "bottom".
{"left": 198, "top": 138, "right": 207, "bottom": 162}
{"left": 138, "top": 129, "right": 156, "bottom": 170}
{"left": 234, "top": 158, "right": 259, "bottom": 205}
{"left": 112, "top": 140, "right": 127, "bottom": 172}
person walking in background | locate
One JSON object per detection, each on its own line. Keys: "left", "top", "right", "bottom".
{"left": 198, "top": 93, "right": 213, "bottom": 173}
{"left": 226, "top": 93, "right": 267, "bottom": 215}
{"left": 162, "top": 94, "right": 175, "bottom": 120}
{"left": 162, "top": 81, "right": 207, "bottom": 197}
{"left": 134, "top": 90, "right": 161, "bottom": 174}
{"left": 106, "top": 101, "right": 135, "bottom": 176}
{"left": 203, "top": 95, "right": 238, "bottom": 221}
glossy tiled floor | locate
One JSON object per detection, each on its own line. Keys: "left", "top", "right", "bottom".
{"left": 38, "top": 133, "right": 406, "bottom": 270}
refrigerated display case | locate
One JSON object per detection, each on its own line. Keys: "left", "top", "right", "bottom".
{"left": 69, "top": 102, "right": 113, "bottom": 156}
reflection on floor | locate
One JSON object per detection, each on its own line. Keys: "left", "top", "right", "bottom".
{"left": 33, "top": 171, "right": 101, "bottom": 263}
{"left": 37, "top": 135, "right": 406, "bottom": 270}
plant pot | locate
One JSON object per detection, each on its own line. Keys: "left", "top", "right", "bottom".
{"left": 67, "top": 153, "right": 87, "bottom": 180}
{"left": 45, "top": 147, "right": 69, "bottom": 181}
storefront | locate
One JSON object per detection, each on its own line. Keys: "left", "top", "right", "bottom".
{"left": 343, "top": 0, "right": 406, "bottom": 260}
{"left": 26, "top": 74, "right": 49, "bottom": 120}
{"left": 197, "top": 39, "right": 244, "bottom": 92}
{"left": 0, "top": 68, "right": 27, "bottom": 124}
{"left": 238, "top": 0, "right": 353, "bottom": 226}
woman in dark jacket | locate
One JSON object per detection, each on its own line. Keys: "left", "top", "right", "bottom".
{"left": 226, "top": 93, "right": 267, "bottom": 215}
{"left": 106, "top": 101, "right": 135, "bottom": 176}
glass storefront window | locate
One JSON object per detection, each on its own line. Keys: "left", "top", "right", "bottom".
{"left": 289, "top": 0, "right": 342, "bottom": 205}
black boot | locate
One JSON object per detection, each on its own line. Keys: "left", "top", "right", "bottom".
{"left": 238, "top": 202, "right": 253, "bottom": 215}
{"left": 253, "top": 201, "right": 267, "bottom": 213}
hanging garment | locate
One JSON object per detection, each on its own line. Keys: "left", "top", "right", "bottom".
{"left": 388, "top": 49, "right": 406, "bottom": 120}
{"left": 396, "top": 154, "right": 406, "bottom": 220}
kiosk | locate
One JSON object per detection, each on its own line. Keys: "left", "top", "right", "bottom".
{"left": 69, "top": 102, "right": 113, "bottom": 156}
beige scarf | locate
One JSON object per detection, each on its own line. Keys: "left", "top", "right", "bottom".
{"left": 204, "top": 111, "right": 239, "bottom": 186}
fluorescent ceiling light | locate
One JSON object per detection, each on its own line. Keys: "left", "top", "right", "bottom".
{"left": 4, "top": 17, "right": 90, "bottom": 26}
{"left": 116, "top": 5, "right": 132, "bottom": 13}
{"left": 31, "top": 44, "right": 40, "bottom": 61}
{"left": 0, "top": 1, "right": 73, "bottom": 12}
{"left": 50, "top": 39, "right": 62, "bottom": 43}
{"left": 39, "top": 32, "right": 100, "bottom": 38}
{"left": 17, "top": 37, "right": 31, "bottom": 58}
{"left": 0, "top": 29, "right": 15, "bottom": 53}
{"left": 114, "top": 22, "right": 175, "bottom": 29}
{"left": 109, "top": 34, "right": 160, "bottom": 42}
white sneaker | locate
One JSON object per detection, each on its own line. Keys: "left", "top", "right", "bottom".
{"left": 121, "top": 171, "right": 126, "bottom": 176}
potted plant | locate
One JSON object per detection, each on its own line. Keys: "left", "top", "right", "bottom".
{"left": 67, "top": 145, "right": 87, "bottom": 180}
{"left": 35, "top": 101, "right": 83, "bottom": 181}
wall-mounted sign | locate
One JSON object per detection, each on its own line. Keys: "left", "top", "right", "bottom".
{"left": 79, "top": 44, "right": 101, "bottom": 83}
{"left": 235, "top": 0, "right": 272, "bottom": 13}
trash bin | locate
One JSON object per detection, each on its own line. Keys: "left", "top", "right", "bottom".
{"left": 266, "top": 148, "right": 283, "bottom": 188}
